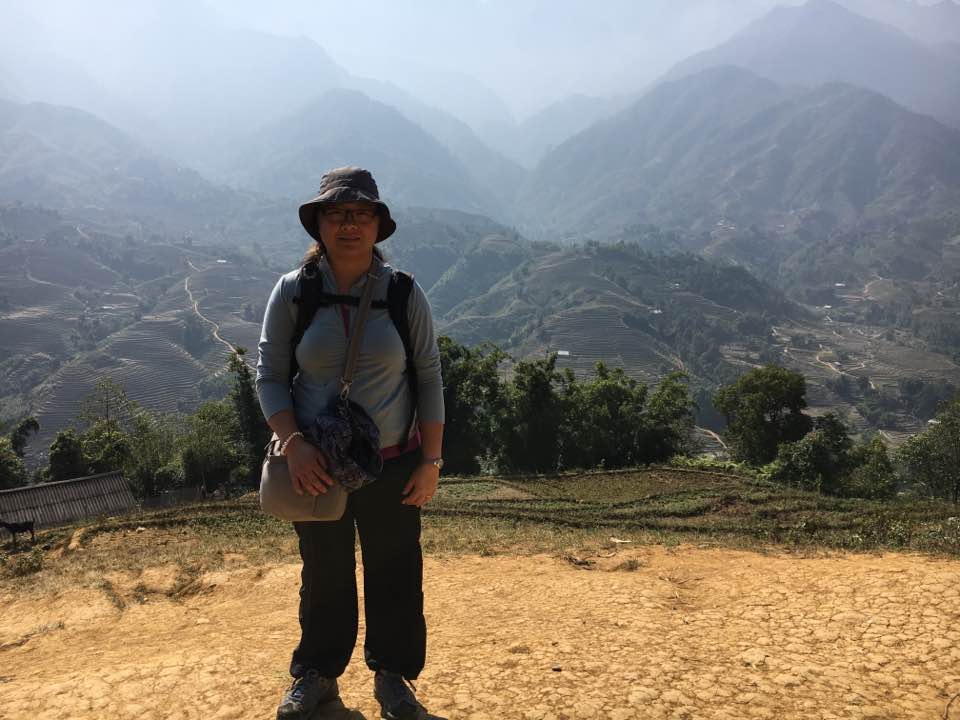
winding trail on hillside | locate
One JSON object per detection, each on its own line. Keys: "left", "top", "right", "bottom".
{"left": 22, "top": 257, "right": 85, "bottom": 311}
{"left": 815, "top": 347, "right": 843, "bottom": 376}
{"left": 183, "top": 259, "right": 253, "bottom": 370}
{"left": 1, "top": 548, "right": 958, "bottom": 719}
{"left": 72, "top": 226, "right": 128, "bottom": 284}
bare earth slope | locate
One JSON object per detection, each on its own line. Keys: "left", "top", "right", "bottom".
{"left": 2, "top": 548, "right": 958, "bottom": 719}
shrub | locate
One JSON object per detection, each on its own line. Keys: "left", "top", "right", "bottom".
{"left": 713, "top": 365, "right": 813, "bottom": 466}
{"left": 3, "top": 547, "right": 44, "bottom": 577}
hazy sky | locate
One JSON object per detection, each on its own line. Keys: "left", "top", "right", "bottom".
{"left": 4, "top": 0, "right": 800, "bottom": 120}
{"left": 205, "top": 0, "right": 791, "bottom": 118}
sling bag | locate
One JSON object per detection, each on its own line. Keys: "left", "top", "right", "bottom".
{"left": 259, "top": 261, "right": 417, "bottom": 521}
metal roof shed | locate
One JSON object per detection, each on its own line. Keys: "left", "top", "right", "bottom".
{"left": 0, "top": 471, "right": 136, "bottom": 529}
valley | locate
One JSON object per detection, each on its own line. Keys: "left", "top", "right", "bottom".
{"left": 3, "top": 207, "right": 956, "bottom": 469}
{"left": 2, "top": 0, "right": 960, "bottom": 470}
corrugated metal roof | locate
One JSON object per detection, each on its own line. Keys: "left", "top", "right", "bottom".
{"left": 0, "top": 471, "right": 136, "bottom": 529}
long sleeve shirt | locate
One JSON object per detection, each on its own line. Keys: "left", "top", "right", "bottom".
{"left": 255, "top": 257, "right": 444, "bottom": 448}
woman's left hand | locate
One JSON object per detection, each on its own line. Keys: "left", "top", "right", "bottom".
{"left": 402, "top": 463, "right": 440, "bottom": 507}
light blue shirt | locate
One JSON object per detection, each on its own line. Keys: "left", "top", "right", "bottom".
{"left": 256, "top": 257, "right": 444, "bottom": 447}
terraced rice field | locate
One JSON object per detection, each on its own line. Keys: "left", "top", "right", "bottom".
{"left": 29, "top": 363, "right": 103, "bottom": 457}
{"left": 23, "top": 246, "right": 123, "bottom": 288}
{"left": 25, "top": 318, "right": 210, "bottom": 464}
{"left": 1, "top": 269, "right": 82, "bottom": 361}
{"left": 100, "top": 320, "right": 210, "bottom": 402}
{"left": 526, "top": 305, "right": 674, "bottom": 382}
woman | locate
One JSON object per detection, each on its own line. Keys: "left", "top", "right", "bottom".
{"left": 256, "top": 167, "right": 444, "bottom": 720}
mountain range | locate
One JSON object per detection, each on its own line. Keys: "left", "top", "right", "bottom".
{"left": 661, "top": 0, "right": 960, "bottom": 130}
{"left": 0, "top": 98, "right": 236, "bottom": 230}
{"left": 835, "top": 0, "right": 960, "bottom": 44}
{"left": 3, "top": 0, "right": 960, "bottom": 453}
{"left": 519, "top": 66, "right": 960, "bottom": 251}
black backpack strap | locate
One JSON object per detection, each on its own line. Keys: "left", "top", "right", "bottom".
{"left": 387, "top": 270, "right": 418, "bottom": 442}
{"left": 313, "top": 293, "right": 390, "bottom": 309}
{"left": 289, "top": 261, "right": 324, "bottom": 389}
{"left": 291, "top": 264, "right": 419, "bottom": 441}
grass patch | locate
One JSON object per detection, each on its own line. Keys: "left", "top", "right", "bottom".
{"left": 1, "top": 468, "right": 957, "bottom": 593}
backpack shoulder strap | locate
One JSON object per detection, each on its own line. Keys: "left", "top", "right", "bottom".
{"left": 289, "top": 261, "right": 323, "bottom": 388}
{"left": 387, "top": 270, "right": 418, "bottom": 440}
{"left": 387, "top": 270, "right": 415, "bottom": 355}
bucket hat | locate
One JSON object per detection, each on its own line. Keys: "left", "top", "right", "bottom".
{"left": 298, "top": 166, "right": 397, "bottom": 243}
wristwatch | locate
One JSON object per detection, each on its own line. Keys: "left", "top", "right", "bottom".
{"left": 422, "top": 457, "right": 444, "bottom": 470}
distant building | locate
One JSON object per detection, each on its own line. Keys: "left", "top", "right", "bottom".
{"left": 0, "top": 471, "right": 136, "bottom": 529}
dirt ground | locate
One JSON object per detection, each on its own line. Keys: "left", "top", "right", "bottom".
{"left": 1, "top": 546, "right": 959, "bottom": 720}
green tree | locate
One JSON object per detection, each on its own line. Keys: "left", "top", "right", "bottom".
{"left": 643, "top": 371, "right": 696, "bottom": 463}
{"left": 126, "top": 411, "right": 185, "bottom": 497}
{"left": 48, "top": 429, "right": 88, "bottom": 482}
{"left": 498, "top": 354, "right": 564, "bottom": 472}
{"left": 183, "top": 314, "right": 211, "bottom": 357}
{"left": 845, "top": 437, "right": 897, "bottom": 500}
{"left": 714, "top": 365, "right": 813, "bottom": 465}
{"left": 9, "top": 417, "right": 39, "bottom": 457}
{"left": 228, "top": 348, "right": 269, "bottom": 481}
{"left": 0, "top": 436, "right": 27, "bottom": 489}
{"left": 766, "top": 414, "right": 856, "bottom": 495}
{"left": 437, "top": 337, "right": 507, "bottom": 474}
{"left": 79, "top": 376, "right": 139, "bottom": 431}
{"left": 181, "top": 400, "right": 245, "bottom": 494}
{"left": 896, "top": 396, "right": 960, "bottom": 503}
{"left": 81, "top": 421, "right": 133, "bottom": 474}
{"left": 559, "top": 362, "right": 648, "bottom": 469}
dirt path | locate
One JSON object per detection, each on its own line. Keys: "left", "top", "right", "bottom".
{"left": 183, "top": 259, "right": 249, "bottom": 370}
{"left": 2, "top": 548, "right": 959, "bottom": 720}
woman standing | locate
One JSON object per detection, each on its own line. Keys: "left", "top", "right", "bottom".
{"left": 256, "top": 167, "right": 444, "bottom": 720}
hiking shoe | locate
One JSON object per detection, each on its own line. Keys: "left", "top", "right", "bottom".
{"left": 276, "top": 669, "right": 338, "bottom": 720}
{"left": 373, "top": 670, "right": 428, "bottom": 720}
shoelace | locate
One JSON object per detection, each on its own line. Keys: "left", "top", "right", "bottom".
{"left": 379, "top": 672, "right": 418, "bottom": 704}
{"left": 290, "top": 670, "right": 324, "bottom": 702}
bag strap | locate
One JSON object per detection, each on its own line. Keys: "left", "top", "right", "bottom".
{"left": 290, "top": 261, "right": 416, "bottom": 435}
{"left": 339, "top": 262, "right": 380, "bottom": 400}
{"left": 387, "top": 271, "right": 418, "bottom": 442}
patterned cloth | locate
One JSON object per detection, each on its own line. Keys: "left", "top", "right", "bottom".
{"left": 309, "top": 397, "right": 383, "bottom": 491}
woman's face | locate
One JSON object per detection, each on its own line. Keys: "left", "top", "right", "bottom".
{"left": 318, "top": 201, "right": 380, "bottom": 265}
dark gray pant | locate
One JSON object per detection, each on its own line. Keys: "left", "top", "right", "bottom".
{"left": 289, "top": 450, "right": 425, "bottom": 681}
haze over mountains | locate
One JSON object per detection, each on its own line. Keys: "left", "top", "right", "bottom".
{"left": 2, "top": 0, "right": 960, "bottom": 460}
{"left": 521, "top": 66, "right": 960, "bottom": 246}
{"left": 836, "top": 0, "right": 960, "bottom": 44}
{"left": 662, "top": 0, "right": 960, "bottom": 130}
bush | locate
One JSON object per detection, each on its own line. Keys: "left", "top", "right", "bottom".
{"left": 713, "top": 365, "right": 813, "bottom": 466}
{"left": 896, "top": 395, "right": 960, "bottom": 503}
{"left": 670, "top": 455, "right": 756, "bottom": 476}
{"left": 844, "top": 437, "right": 897, "bottom": 499}
{"left": 2, "top": 547, "right": 44, "bottom": 577}
{"left": 764, "top": 414, "right": 851, "bottom": 494}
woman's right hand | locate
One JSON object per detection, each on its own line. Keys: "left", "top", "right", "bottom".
{"left": 285, "top": 436, "right": 335, "bottom": 495}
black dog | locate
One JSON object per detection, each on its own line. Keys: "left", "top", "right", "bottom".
{"left": 1, "top": 519, "right": 36, "bottom": 547}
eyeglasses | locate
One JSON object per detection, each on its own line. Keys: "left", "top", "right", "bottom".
{"left": 321, "top": 207, "right": 379, "bottom": 225}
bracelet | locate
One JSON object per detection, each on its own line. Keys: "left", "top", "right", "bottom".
{"left": 422, "top": 457, "right": 444, "bottom": 470}
{"left": 280, "top": 431, "right": 304, "bottom": 455}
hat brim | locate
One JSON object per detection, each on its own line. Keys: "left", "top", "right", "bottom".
{"left": 298, "top": 187, "right": 396, "bottom": 243}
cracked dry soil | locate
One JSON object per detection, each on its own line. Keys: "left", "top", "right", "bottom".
{"left": 1, "top": 547, "right": 959, "bottom": 720}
